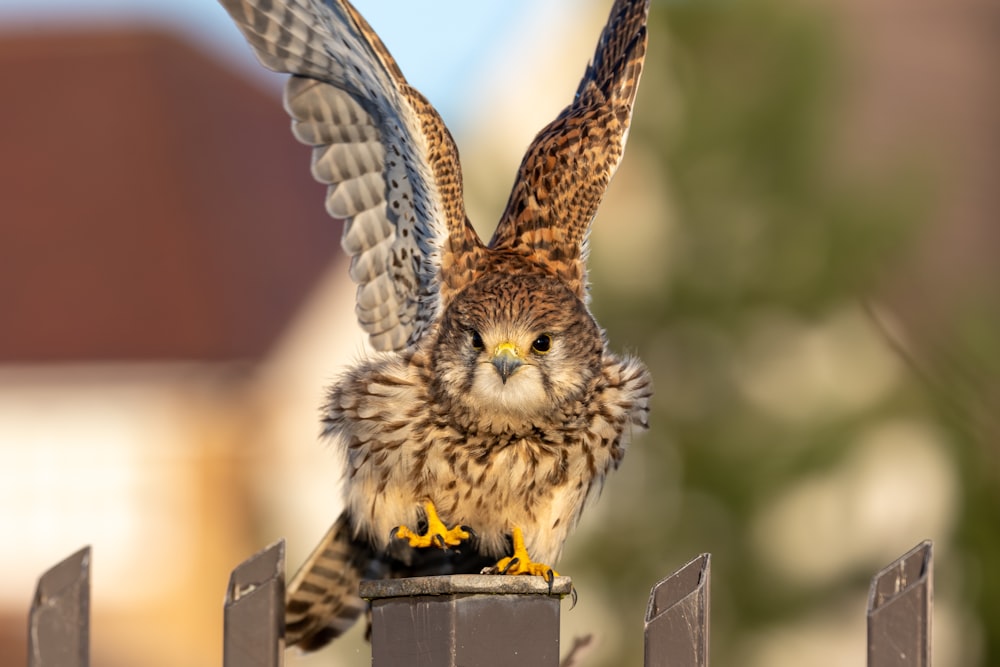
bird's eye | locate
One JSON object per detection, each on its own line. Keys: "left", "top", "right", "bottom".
{"left": 470, "top": 330, "right": 485, "bottom": 351}
{"left": 531, "top": 334, "right": 553, "bottom": 355}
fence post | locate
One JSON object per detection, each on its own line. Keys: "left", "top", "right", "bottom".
{"left": 361, "top": 574, "right": 572, "bottom": 667}
{"left": 867, "top": 540, "right": 933, "bottom": 667}
{"left": 223, "top": 539, "right": 286, "bottom": 667}
{"left": 644, "top": 553, "right": 710, "bottom": 667}
{"left": 28, "top": 546, "right": 91, "bottom": 667}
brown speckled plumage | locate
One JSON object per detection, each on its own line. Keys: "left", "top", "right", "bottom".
{"left": 219, "top": 0, "right": 652, "bottom": 650}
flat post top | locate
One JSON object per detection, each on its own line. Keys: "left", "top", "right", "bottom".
{"left": 360, "top": 574, "right": 573, "bottom": 599}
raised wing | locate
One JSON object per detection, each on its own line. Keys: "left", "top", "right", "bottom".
{"left": 489, "top": 0, "right": 649, "bottom": 300}
{"left": 218, "top": 0, "right": 483, "bottom": 351}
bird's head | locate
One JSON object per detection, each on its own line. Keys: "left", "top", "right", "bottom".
{"left": 431, "top": 271, "right": 604, "bottom": 429}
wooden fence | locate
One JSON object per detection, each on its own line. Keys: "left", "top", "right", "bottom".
{"left": 26, "top": 539, "right": 932, "bottom": 666}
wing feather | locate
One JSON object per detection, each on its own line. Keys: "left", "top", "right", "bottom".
{"left": 341, "top": 206, "right": 392, "bottom": 255}
{"left": 348, "top": 234, "right": 392, "bottom": 283}
{"left": 325, "top": 171, "right": 385, "bottom": 218}
{"left": 311, "top": 141, "right": 385, "bottom": 183}
{"left": 219, "top": 0, "right": 483, "bottom": 351}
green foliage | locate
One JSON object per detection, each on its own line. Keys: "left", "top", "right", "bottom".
{"left": 569, "top": 0, "right": 998, "bottom": 664}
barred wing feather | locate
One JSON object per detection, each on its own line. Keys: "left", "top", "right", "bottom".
{"left": 489, "top": 0, "right": 649, "bottom": 301}
{"left": 219, "top": 0, "right": 481, "bottom": 351}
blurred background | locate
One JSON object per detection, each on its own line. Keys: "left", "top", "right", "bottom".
{"left": 1, "top": 0, "right": 997, "bottom": 665}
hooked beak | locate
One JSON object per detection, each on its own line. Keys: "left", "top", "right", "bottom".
{"left": 491, "top": 342, "right": 522, "bottom": 384}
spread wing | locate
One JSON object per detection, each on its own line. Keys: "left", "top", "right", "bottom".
{"left": 489, "top": 0, "right": 649, "bottom": 300}
{"left": 219, "top": 0, "right": 484, "bottom": 351}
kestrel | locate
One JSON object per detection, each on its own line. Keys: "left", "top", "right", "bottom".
{"left": 219, "top": 0, "right": 652, "bottom": 651}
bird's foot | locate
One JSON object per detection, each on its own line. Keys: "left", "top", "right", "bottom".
{"left": 393, "top": 500, "right": 472, "bottom": 550}
{"left": 485, "top": 526, "right": 558, "bottom": 583}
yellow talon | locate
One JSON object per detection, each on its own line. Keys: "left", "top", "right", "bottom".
{"left": 394, "top": 500, "right": 471, "bottom": 549}
{"left": 493, "top": 527, "right": 559, "bottom": 580}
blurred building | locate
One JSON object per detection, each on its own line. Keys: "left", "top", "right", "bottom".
{"left": 0, "top": 28, "right": 359, "bottom": 667}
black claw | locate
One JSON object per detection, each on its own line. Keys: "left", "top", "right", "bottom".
{"left": 544, "top": 568, "right": 554, "bottom": 593}
{"left": 500, "top": 557, "right": 520, "bottom": 575}
{"left": 433, "top": 534, "right": 445, "bottom": 549}
{"left": 569, "top": 586, "right": 579, "bottom": 610}
{"left": 460, "top": 525, "right": 476, "bottom": 539}
{"left": 390, "top": 526, "right": 404, "bottom": 542}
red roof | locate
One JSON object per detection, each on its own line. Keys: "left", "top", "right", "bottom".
{"left": 0, "top": 27, "right": 342, "bottom": 363}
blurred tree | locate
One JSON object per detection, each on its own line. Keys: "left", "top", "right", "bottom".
{"left": 563, "top": 0, "right": 999, "bottom": 665}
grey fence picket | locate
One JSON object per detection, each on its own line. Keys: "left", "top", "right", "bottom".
{"left": 867, "top": 540, "right": 933, "bottom": 667}
{"left": 644, "top": 553, "right": 710, "bottom": 667}
{"left": 28, "top": 546, "right": 91, "bottom": 667}
{"left": 223, "top": 539, "right": 285, "bottom": 667}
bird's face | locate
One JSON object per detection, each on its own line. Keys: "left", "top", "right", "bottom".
{"left": 465, "top": 325, "right": 556, "bottom": 417}
{"left": 431, "top": 272, "right": 603, "bottom": 429}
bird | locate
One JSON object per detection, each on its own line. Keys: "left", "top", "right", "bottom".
{"left": 218, "top": 0, "right": 653, "bottom": 651}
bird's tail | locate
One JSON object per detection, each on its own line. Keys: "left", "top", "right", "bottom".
{"left": 285, "top": 511, "right": 373, "bottom": 651}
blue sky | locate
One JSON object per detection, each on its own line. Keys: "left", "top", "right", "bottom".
{"left": 0, "top": 0, "right": 563, "bottom": 121}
